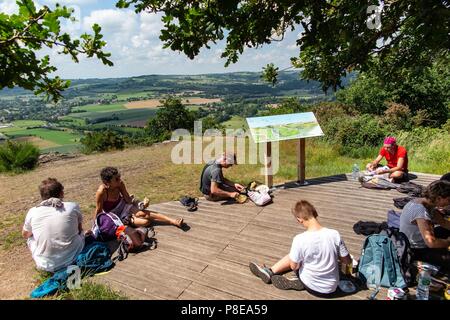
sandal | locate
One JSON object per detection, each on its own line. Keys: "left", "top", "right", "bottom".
{"left": 174, "top": 217, "right": 184, "bottom": 228}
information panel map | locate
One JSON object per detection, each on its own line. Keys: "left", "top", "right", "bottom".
{"left": 246, "top": 112, "right": 324, "bottom": 143}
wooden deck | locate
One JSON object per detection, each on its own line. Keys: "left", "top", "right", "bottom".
{"left": 98, "top": 172, "right": 441, "bottom": 300}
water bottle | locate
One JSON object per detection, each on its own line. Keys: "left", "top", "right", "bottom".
{"left": 416, "top": 262, "right": 438, "bottom": 300}
{"left": 416, "top": 269, "right": 431, "bottom": 300}
{"left": 352, "top": 163, "right": 360, "bottom": 180}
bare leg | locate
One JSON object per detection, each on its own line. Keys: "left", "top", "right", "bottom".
{"left": 271, "top": 254, "right": 294, "bottom": 274}
{"left": 390, "top": 170, "right": 407, "bottom": 183}
{"left": 130, "top": 216, "right": 152, "bottom": 227}
{"left": 133, "top": 209, "right": 183, "bottom": 227}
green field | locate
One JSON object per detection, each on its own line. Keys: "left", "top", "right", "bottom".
{"left": 67, "top": 108, "right": 157, "bottom": 126}
{"left": 58, "top": 116, "right": 86, "bottom": 126}
{"left": 9, "top": 128, "right": 81, "bottom": 145}
{"left": 72, "top": 103, "right": 126, "bottom": 113}
{"left": 115, "top": 92, "right": 154, "bottom": 100}
{"left": 0, "top": 120, "right": 47, "bottom": 134}
{"left": 41, "top": 144, "right": 81, "bottom": 154}
{"left": 223, "top": 116, "right": 247, "bottom": 129}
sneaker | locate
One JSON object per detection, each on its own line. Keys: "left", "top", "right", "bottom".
{"left": 249, "top": 262, "right": 273, "bottom": 284}
{"left": 271, "top": 275, "right": 304, "bottom": 291}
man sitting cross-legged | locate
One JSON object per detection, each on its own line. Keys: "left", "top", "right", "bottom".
{"left": 22, "top": 178, "right": 86, "bottom": 273}
{"left": 199, "top": 153, "right": 245, "bottom": 202}
{"left": 249, "top": 200, "right": 351, "bottom": 298}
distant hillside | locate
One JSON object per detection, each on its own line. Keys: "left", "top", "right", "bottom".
{"left": 0, "top": 71, "right": 355, "bottom": 99}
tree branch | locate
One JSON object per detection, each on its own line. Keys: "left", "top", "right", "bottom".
{"left": 0, "top": 7, "right": 49, "bottom": 45}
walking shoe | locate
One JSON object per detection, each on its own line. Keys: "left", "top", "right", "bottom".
{"left": 271, "top": 275, "right": 304, "bottom": 291}
{"left": 249, "top": 262, "right": 273, "bottom": 284}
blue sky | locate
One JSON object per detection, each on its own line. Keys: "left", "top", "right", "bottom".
{"left": 1, "top": 0, "right": 303, "bottom": 79}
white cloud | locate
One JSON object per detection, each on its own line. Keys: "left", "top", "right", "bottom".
{"left": 41, "top": 4, "right": 303, "bottom": 78}
{"left": 83, "top": 9, "right": 137, "bottom": 34}
{"left": 0, "top": 0, "right": 20, "bottom": 14}
{"left": 43, "top": 0, "right": 98, "bottom": 5}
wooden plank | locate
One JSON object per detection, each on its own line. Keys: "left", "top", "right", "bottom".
{"left": 95, "top": 173, "right": 436, "bottom": 300}
{"left": 178, "top": 283, "right": 242, "bottom": 300}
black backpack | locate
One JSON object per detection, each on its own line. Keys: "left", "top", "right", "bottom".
{"left": 393, "top": 196, "right": 414, "bottom": 209}
{"left": 379, "top": 227, "right": 415, "bottom": 286}
{"left": 396, "top": 182, "right": 425, "bottom": 197}
{"left": 353, "top": 221, "right": 388, "bottom": 236}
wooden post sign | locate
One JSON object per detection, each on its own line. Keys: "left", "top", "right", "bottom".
{"left": 246, "top": 112, "right": 324, "bottom": 188}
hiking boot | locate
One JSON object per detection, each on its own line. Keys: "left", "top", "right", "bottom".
{"left": 271, "top": 275, "right": 304, "bottom": 291}
{"left": 249, "top": 262, "right": 273, "bottom": 284}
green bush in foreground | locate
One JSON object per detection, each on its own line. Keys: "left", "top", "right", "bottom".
{"left": 0, "top": 140, "right": 40, "bottom": 173}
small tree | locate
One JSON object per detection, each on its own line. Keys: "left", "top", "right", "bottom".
{"left": 146, "top": 97, "right": 196, "bottom": 141}
{"left": 0, "top": 140, "right": 40, "bottom": 173}
{"left": 80, "top": 130, "right": 125, "bottom": 154}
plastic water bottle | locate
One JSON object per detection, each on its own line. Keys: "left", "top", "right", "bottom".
{"left": 416, "top": 262, "right": 438, "bottom": 300}
{"left": 416, "top": 269, "right": 431, "bottom": 300}
{"left": 352, "top": 163, "right": 360, "bottom": 180}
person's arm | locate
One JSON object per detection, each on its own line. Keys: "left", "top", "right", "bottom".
{"left": 76, "top": 205, "right": 83, "bottom": 235}
{"left": 431, "top": 209, "right": 450, "bottom": 230}
{"left": 94, "top": 188, "right": 105, "bottom": 217}
{"left": 222, "top": 177, "right": 245, "bottom": 191}
{"left": 378, "top": 157, "right": 404, "bottom": 174}
{"left": 118, "top": 181, "right": 133, "bottom": 204}
{"left": 370, "top": 155, "right": 383, "bottom": 170}
{"left": 22, "top": 229, "right": 32, "bottom": 239}
{"left": 22, "top": 211, "right": 33, "bottom": 239}
{"left": 210, "top": 181, "right": 238, "bottom": 198}
{"left": 289, "top": 258, "right": 300, "bottom": 271}
{"left": 338, "top": 237, "right": 352, "bottom": 264}
{"left": 416, "top": 218, "right": 450, "bottom": 249}
{"left": 339, "top": 254, "right": 352, "bottom": 265}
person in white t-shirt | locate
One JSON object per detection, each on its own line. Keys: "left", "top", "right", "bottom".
{"left": 22, "top": 178, "right": 85, "bottom": 273}
{"left": 249, "top": 200, "right": 351, "bottom": 297}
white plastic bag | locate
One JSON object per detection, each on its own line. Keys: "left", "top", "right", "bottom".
{"left": 247, "top": 190, "right": 271, "bottom": 206}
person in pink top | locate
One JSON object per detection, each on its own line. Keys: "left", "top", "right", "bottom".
{"left": 366, "top": 136, "right": 409, "bottom": 183}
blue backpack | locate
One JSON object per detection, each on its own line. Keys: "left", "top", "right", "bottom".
{"left": 358, "top": 234, "right": 407, "bottom": 298}
{"left": 30, "top": 242, "right": 114, "bottom": 298}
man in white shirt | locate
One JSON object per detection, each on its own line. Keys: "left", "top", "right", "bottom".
{"left": 249, "top": 200, "right": 351, "bottom": 297}
{"left": 22, "top": 178, "right": 85, "bottom": 273}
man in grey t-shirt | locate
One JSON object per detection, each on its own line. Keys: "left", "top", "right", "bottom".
{"left": 200, "top": 153, "right": 245, "bottom": 201}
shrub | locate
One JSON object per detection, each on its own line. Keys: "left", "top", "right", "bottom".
{"left": 442, "top": 119, "right": 450, "bottom": 133}
{"left": 336, "top": 73, "right": 390, "bottom": 115}
{"left": 319, "top": 112, "right": 388, "bottom": 158}
{"left": 0, "top": 140, "right": 40, "bottom": 173}
{"left": 382, "top": 102, "right": 412, "bottom": 130}
{"left": 396, "top": 127, "right": 450, "bottom": 173}
{"left": 80, "top": 130, "right": 125, "bottom": 154}
{"left": 312, "top": 102, "right": 359, "bottom": 124}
